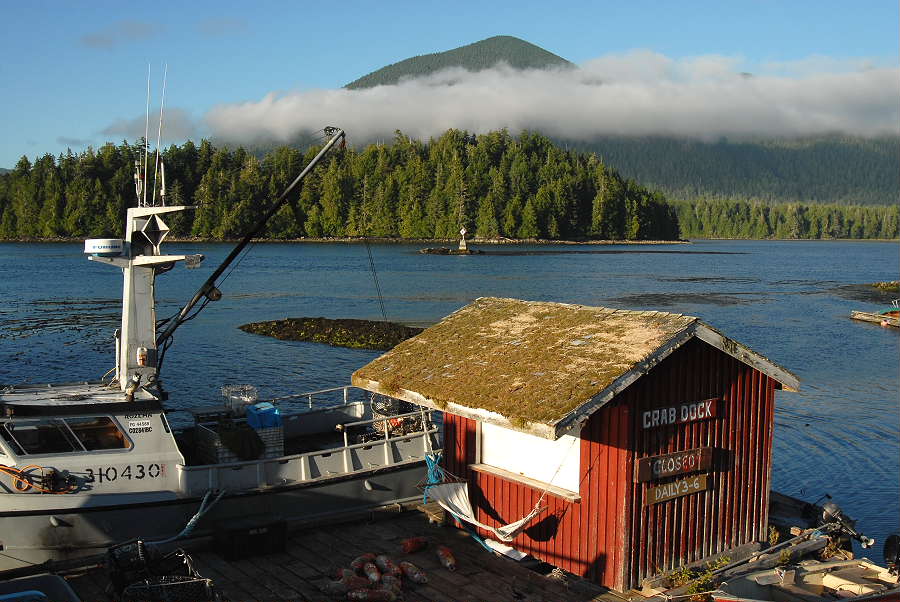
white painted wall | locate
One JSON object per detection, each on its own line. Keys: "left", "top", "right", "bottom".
{"left": 480, "top": 422, "right": 581, "bottom": 493}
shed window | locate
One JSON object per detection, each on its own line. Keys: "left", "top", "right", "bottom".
{"left": 0, "top": 417, "right": 130, "bottom": 455}
{"left": 480, "top": 422, "right": 581, "bottom": 493}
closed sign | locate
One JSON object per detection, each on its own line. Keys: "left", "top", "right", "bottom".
{"left": 635, "top": 447, "right": 714, "bottom": 483}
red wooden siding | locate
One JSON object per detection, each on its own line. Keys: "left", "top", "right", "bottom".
{"left": 441, "top": 337, "right": 778, "bottom": 591}
{"left": 626, "top": 338, "right": 776, "bottom": 588}
{"left": 442, "top": 401, "right": 633, "bottom": 590}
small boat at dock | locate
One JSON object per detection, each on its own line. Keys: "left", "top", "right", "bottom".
{"left": 712, "top": 558, "right": 900, "bottom": 602}
{"left": 850, "top": 300, "right": 900, "bottom": 328}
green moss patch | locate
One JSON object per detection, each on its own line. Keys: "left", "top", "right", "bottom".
{"left": 239, "top": 317, "right": 423, "bottom": 351}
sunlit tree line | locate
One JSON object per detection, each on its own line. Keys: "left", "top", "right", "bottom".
{"left": 1, "top": 129, "right": 894, "bottom": 242}
{"left": 0, "top": 129, "right": 679, "bottom": 241}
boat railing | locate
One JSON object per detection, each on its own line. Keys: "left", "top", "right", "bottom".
{"left": 177, "top": 404, "right": 439, "bottom": 495}
{"left": 265, "top": 385, "right": 365, "bottom": 410}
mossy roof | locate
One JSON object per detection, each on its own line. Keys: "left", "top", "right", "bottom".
{"left": 352, "top": 297, "right": 798, "bottom": 439}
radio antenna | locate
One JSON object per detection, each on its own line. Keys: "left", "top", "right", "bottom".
{"left": 152, "top": 63, "right": 168, "bottom": 206}
{"left": 160, "top": 159, "right": 166, "bottom": 205}
{"left": 142, "top": 64, "right": 151, "bottom": 207}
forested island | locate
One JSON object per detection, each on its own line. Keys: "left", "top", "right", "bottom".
{"left": 0, "top": 129, "right": 896, "bottom": 241}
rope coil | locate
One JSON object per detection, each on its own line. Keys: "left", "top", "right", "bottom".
{"left": 0, "top": 464, "right": 77, "bottom": 494}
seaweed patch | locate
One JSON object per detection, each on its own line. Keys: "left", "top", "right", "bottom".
{"left": 239, "top": 317, "right": 423, "bottom": 351}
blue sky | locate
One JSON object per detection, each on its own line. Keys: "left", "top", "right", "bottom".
{"left": 2, "top": 1, "right": 898, "bottom": 168}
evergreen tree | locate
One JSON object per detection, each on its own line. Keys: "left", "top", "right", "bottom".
{"left": 518, "top": 198, "right": 539, "bottom": 238}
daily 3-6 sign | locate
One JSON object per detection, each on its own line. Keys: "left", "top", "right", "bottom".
{"left": 646, "top": 474, "right": 709, "bottom": 505}
{"left": 642, "top": 398, "right": 719, "bottom": 429}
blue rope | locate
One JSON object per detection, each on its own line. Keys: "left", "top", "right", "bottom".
{"left": 148, "top": 489, "right": 226, "bottom": 545}
{"left": 460, "top": 520, "right": 495, "bottom": 553}
{"left": 422, "top": 452, "right": 493, "bottom": 553}
{"left": 423, "top": 452, "right": 445, "bottom": 503}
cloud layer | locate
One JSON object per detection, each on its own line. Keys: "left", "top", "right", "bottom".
{"left": 80, "top": 20, "right": 164, "bottom": 49}
{"left": 101, "top": 108, "right": 198, "bottom": 142}
{"left": 145, "top": 50, "right": 900, "bottom": 145}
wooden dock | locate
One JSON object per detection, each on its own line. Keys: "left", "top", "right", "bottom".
{"left": 61, "top": 506, "right": 629, "bottom": 602}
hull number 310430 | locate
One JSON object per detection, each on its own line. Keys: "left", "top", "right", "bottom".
{"left": 85, "top": 463, "right": 164, "bottom": 484}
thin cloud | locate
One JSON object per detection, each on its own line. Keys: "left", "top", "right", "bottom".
{"left": 205, "top": 50, "right": 900, "bottom": 145}
{"left": 57, "top": 136, "right": 93, "bottom": 147}
{"left": 197, "top": 17, "right": 248, "bottom": 37}
{"left": 101, "top": 107, "right": 198, "bottom": 142}
{"left": 758, "top": 55, "right": 883, "bottom": 78}
{"left": 80, "top": 20, "right": 164, "bottom": 49}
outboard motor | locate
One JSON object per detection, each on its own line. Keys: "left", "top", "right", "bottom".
{"left": 821, "top": 501, "right": 875, "bottom": 548}
{"left": 884, "top": 533, "right": 900, "bottom": 575}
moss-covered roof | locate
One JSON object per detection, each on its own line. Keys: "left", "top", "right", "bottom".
{"left": 352, "top": 297, "right": 700, "bottom": 430}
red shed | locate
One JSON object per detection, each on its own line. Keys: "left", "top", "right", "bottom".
{"left": 352, "top": 297, "right": 799, "bottom": 591}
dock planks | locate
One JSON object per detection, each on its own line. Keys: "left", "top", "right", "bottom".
{"left": 61, "top": 509, "right": 627, "bottom": 602}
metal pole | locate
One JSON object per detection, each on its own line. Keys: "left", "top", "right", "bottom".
{"left": 143, "top": 64, "right": 151, "bottom": 207}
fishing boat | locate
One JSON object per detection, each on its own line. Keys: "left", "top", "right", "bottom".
{"left": 0, "top": 126, "right": 440, "bottom": 572}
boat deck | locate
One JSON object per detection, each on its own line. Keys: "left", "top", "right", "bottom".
{"left": 62, "top": 506, "right": 628, "bottom": 602}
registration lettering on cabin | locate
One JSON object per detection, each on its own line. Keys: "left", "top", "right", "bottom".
{"left": 642, "top": 397, "right": 719, "bottom": 429}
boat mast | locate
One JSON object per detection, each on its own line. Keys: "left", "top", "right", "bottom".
{"left": 152, "top": 64, "right": 167, "bottom": 206}
{"left": 142, "top": 64, "right": 151, "bottom": 208}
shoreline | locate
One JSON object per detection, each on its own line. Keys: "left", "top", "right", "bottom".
{"left": 2, "top": 236, "right": 897, "bottom": 244}
{"left": 0, "top": 236, "right": 691, "bottom": 245}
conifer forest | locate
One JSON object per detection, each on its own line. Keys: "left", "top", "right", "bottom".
{"left": 0, "top": 129, "right": 896, "bottom": 242}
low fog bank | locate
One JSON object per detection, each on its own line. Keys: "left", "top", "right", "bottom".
{"left": 200, "top": 50, "right": 899, "bottom": 146}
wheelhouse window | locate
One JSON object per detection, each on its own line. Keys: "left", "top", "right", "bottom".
{"left": 0, "top": 417, "right": 131, "bottom": 455}
{"left": 66, "top": 417, "right": 131, "bottom": 451}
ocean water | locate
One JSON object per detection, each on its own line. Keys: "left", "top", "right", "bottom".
{"left": 0, "top": 239, "right": 897, "bottom": 559}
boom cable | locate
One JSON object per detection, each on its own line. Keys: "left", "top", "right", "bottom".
{"left": 154, "top": 127, "right": 346, "bottom": 353}
{"left": 364, "top": 238, "right": 387, "bottom": 321}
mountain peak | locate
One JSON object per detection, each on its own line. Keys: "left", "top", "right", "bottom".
{"left": 345, "top": 35, "right": 573, "bottom": 89}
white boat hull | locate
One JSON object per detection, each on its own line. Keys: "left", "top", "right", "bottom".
{"left": 0, "top": 461, "right": 426, "bottom": 572}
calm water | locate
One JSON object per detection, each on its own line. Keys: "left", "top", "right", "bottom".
{"left": 0, "top": 240, "right": 897, "bottom": 558}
